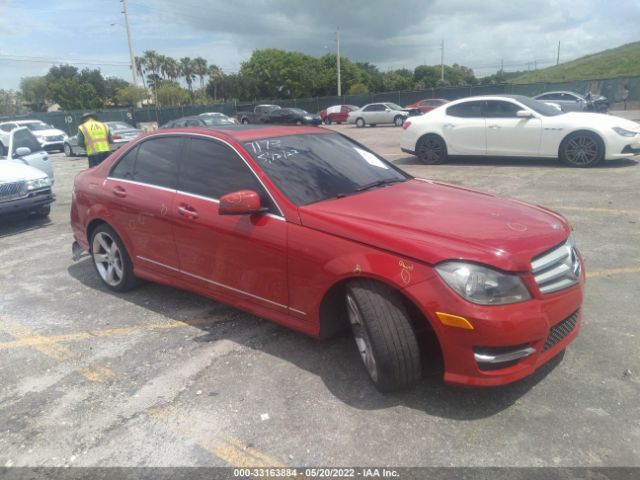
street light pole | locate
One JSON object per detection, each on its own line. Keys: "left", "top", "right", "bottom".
{"left": 440, "top": 39, "right": 444, "bottom": 82}
{"left": 121, "top": 0, "right": 139, "bottom": 86}
{"left": 336, "top": 27, "right": 341, "bottom": 97}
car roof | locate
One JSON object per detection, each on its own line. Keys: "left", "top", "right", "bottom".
{"left": 535, "top": 91, "right": 580, "bottom": 95}
{"left": 150, "top": 124, "right": 332, "bottom": 142}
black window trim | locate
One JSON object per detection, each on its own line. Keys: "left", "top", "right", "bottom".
{"left": 107, "top": 132, "right": 285, "bottom": 218}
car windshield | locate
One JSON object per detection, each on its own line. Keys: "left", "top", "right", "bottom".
{"left": 23, "top": 122, "right": 50, "bottom": 131}
{"left": 243, "top": 133, "right": 410, "bottom": 206}
{"left": 517, "top": 96, "right": 565, "bottom": 116}
{"left": 108, "top": 122, "right": 135, "bottom": 130}
{"left": 201, "top": 116, "right": 235, "bottom": 125}
{"left": 289, "top": 108, "right": 307, "bottom": 115}
{"left": 386, "top": 103, "right": 403, "bottom": 111}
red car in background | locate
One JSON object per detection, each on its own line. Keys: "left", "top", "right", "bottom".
{"left": 71, "top": 125, "right": 583, "bottom": 392}
{"left": 319, "top": 104, "right": 359, "bottom": 124}
{"left": 405, "top": 98, "right": 448, "bottom": 114}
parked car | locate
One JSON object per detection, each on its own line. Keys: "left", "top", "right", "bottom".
{"left": 71, "top": 124, "right": 583, "bottom": 392}
{"left": 199, "top": 112, "right": 238, "bottom": 124}
{"left": 3, "top": 127, "right": 54, "bottom": 180}
{"left": 533, "top": 91, "right": 609, "bottom": 113}
{"left": 319, "top": 105, "right": 359, "bottom": 125}
{"left": 0, "top": 120, "right": 67, "bottom": 154}
{"left": 64, "top": 121, "right": 143, "bottom": 157}
{"left": 401, "top": 95, "right": 640, "bottom": 167}
{"left": 347, "top": 103, "right": 411, "bottom": 128}
{"left": 160, "top": 114, "right": 236, "bottom": 130}
{"left": 1, "top": 128, "right": 55, "bottom": 218}
{"left": 236, "top": 104, "right": 281, "bottom": 124}
{"left": 263, "top": 108, "right": 322, "bottom": 126}
{"left": 404, "top": 98, "right": 448, "bottom": 114}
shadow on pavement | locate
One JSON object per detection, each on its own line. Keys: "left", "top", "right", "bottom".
{"left": 68, "top": 258, "right": 563, "bottom": 421}
{"left": 394, "top": 155, "right": 639, "bottom": 169}
{"left": 0, "top": 213, "right": 53, "bottom": 238}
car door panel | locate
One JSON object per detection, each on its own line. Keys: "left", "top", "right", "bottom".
{"left": 442, "top": 101, "right": 486, "bottom": 155}
{"left": 485, "top": 100, "right": 542, "bottom": 156}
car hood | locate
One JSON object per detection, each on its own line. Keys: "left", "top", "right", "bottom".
{"left": 30, "top": 128, "right": 66, "bottom": 137}
{"left": 0, "top": 160, "right": 49, "bottom": 181}
{"left": 561, "top": 112, "right": 640, "bottom": 131}
{"left": 298, "top": 179, "right": 570, "bottom": 272}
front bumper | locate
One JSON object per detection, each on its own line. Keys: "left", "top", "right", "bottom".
{"left": 404, "top": 263, "right": 584, "bottom": 387}
{"left": 0, "top": 189, "right": 55, "bottom": 215}
{"left": 40, "top": 141, "right": 65, "bottom": 151}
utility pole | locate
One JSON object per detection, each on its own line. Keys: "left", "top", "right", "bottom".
{"left": 121, "top": 0, "right": 139, "bottom": 86}
{"left": 336, "top": 27, "right": 341, "bottom": 97}
{"left": 556, "top": 41, "right": 561, "bottom": 65}
{"left": 440, "top": 39, "right": 444, "bottom": 82}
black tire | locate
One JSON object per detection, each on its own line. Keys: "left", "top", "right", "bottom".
{"left": 295, "top": 119, "right": 303, "bottom": 125}
{"left": 63, "top": 144, "right": 73, "bottom": 157}
{"left": 394, "top": 115, "right": 404, "bottom": 127}
{"left": 345, "top": 279, "right": 421, "bottom": 392}
{"left": 559, "top": 131, "right": 604, "bottom": 168}
{"left": 241, "top": 118, "right": 249, "bottom": 125}
{"left": 416, "top": 134, "right": 448, "bottom": 165}
{"left": 324, "top": 117, "right": 332, "bottom": 125}
{"left": 90, "top": 224, "right": 139, "bottom": 292}
{"left": 355, "top": 118, "right": 365, "bottom": 128}
{"left": 33, "top": 205, "right": 51, "bottom": 218}
{"left": 0, "top": 142, "right": 6, "bottom": 156}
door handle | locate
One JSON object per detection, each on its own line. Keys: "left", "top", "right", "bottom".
{"left": 112, "top": 186, "right": 127, "bottom": 198}
{"left": 443, "top": 123, "right": 454, "bottom": 129}
{"left": 488, "top": 124, "right": 502, "bottom": 129}
{"left": 177, "top": 204, "right": 199, "bottom": 219}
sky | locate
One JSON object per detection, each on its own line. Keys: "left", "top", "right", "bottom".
{"left": 1, "top": 0, "right": 639, "bottom": 90}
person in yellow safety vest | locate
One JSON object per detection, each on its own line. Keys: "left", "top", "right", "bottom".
{"left": 77, "top": 112, "right": 112, "bottom": 168}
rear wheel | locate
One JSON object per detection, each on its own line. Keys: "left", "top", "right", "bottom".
{"left": 324, "top": 117, "right": 332, "bottom": 125}
{"left": 295, "top": 119, "right": 303, "bottom": 125}
{"left": 63, "top": 144, "right": 73, "bottom": 157}
{"left": 241, "top": 118, "right": 249, "bottom": 125}
{"left": 356, "top": 118, "right": 365, "bottom": 128}
{"left": 345, "top": 279, "right": 421, "bottom": 392}
{"left": 416, "top": 134, "right": 448, "bottom": 165}
{"left": 91, "top": 224, "right": 139, "bottom": 292}
{"left": 559, "top": 131, "right": 604, "bottom": 168}
{"left": 394, "top": 115, "right": 404, "bottom": 127}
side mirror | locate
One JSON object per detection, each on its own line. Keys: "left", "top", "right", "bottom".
{"left": 219, "top": 190, "right": 267, "bottom": 215}
{"left": 385, "top": 108, "right": 391, "bottom": 112}
{"left": 516, "top": 110, "right": 533, "bottom": 118}
{"left": 15, "top": 147, "right": 31, "bottom": 157}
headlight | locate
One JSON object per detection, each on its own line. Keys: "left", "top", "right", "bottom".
{"left": 435, "top": 261, "right": 531, "bottom": 305}
{"left": 612, "top": 127, "right": 638, "bottom": 137}
{"left": 25, "top": 177, "right": 51, "bottom": 190}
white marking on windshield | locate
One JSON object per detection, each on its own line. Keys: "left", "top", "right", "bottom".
{"left": 355, "top": 147, "right": 389, "bottom": 169}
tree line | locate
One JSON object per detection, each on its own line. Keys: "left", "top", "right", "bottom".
{"left": 3, "top": 48, "right": 513, "bottom": 115}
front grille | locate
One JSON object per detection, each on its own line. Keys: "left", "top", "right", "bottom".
{"left": 45, "top": 135, "right": 64, "bottom": 141}
{"left": 543, "top": 310, "right": 579, "bottom": 351}
{"left": 531, "top": 239, "right": 581, "bottom": 294}
{"left": 0, "top": 181, "right": 27, "bottom": 202}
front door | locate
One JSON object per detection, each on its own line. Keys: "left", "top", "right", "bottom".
{"left": 171, "top": 136, "right": 288, "bottom": 312}
{"left": 484, "top": 100, "right": 542, "bottom": 156}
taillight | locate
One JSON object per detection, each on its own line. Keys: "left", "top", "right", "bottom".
{"left": 402, "top": 121, "right": 411, "bottom": 130}
{"left": 112, "top": 134, "right": 121, "bottom": 140}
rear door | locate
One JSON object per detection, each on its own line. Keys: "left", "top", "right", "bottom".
{"left": 171, "top": 136, "right": 288, "bottom": 312}
{"left": 105, "top": 136, "right": 183, "bottom": 274}
{"left": 442, "top": 101, "right": 486, "bottom": 155}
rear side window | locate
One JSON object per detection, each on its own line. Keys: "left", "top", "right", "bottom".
{"left": 446, "top": 101, "right": 484, "bottom": 118}
{"left": 133, "top": 137, "right": 182, "bottom": 189}
{"left": 111, "top": 145, "right": 138, "bottom": 180}
{"left": 179, "top": 137, "right": 275, "bottom": 211}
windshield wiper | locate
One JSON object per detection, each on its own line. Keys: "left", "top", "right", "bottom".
{"left": 356, "top": 178, "right": 406, "bottom": 192}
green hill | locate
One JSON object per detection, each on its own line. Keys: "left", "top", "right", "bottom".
{"left": 511, "top": 41, "right": 640, "bottom": 84}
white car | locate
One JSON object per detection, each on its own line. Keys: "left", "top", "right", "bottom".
{"left": 0, "top": 120, "right": 67, "bottom": 154}
{"left": 347, "top": 103, "right": 410, "bottom": 128}
{"left": 400, "top": 95, "right": 640, "bottom": 167}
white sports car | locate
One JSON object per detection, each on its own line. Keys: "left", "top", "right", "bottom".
{"left": 400, "top": 95, "right": 640, "bottom": 167}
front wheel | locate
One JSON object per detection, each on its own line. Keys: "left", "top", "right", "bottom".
{"left": 345, "top": 279, "right": 421, "bottom": 392}
{"left": 394, "top": 115, "right": 404, "bottom": 127}
{"left": 416, "top": 134, "right": 448, "bottom": 164}
{"left": 355, "top": 118, "right": 365, "bottom": 128}
{"left": 559, "top": 132, "right": 604, "bottom": 168}
{"left": 241, "top": 118, "right": 249, "bottom": 125}
{"left": 324, "top": 117, "right": 332, "bottom": 125}
{"left": 32, "top": 205, "right": 51, "bottom": 218}
{"left": 63, "top": 144, "right": 73, "bottom": 157}
{"left": 91, "top": 224, "right": 139, "bottom": 292}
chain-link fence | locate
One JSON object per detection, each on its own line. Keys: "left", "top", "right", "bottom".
{"left": 4, "top": 75, "right": 639, "bottom": 133}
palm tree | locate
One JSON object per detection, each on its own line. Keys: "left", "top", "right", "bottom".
{"left": 135, "top": 56, "right": 147, "bottom": 88}
{"left": 180, "top": 57, "right": 196, "bottom": 102}
{"left": 192, "top": 57, "right": 208, "bottom": 90}
{"left": 207, "top": 64, "right": 224, "bottom": 101}
{"left": 142, "top": 50, "right": 162, "bottom": 104}
{"left": 162, "top": 56, "right": 180, "bottom": 82}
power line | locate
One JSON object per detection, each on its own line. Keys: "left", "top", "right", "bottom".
{"left": 0, "top": 54, "right": 130, "bottom": 67}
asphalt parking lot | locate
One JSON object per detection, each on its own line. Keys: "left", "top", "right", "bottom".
{"left": 1, "top": 123, "right": 639, "bottom": 468}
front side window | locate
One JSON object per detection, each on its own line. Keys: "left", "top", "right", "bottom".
{"left": 11, "top": 129, "right": 43, "bottom": 155}
{"left": 132, "top": 137, "right": 182, "bottom": 189}
{"left": 363, "top": 104, "right": 381, "bottom": 112}
{"left": 180, "top": 138, "right": 275, "bottom": 211}
{"left": 484, "top": 100, "right": 522, "bottom": 118}
{"left": 243, "top": 133, "right": 410, "bottom": 206}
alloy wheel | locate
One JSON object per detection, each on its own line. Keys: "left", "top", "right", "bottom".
{"left": 346, "top": 293, "right": 378, "bottom": 381}
{"left": 417, "top": 136, "right": 446, "bottom": 164}
{"left": 92, "top": 232, "right": 124, "bottom": 287}
{"left": 564, "top": 135, "right": 599, "bottom": 166}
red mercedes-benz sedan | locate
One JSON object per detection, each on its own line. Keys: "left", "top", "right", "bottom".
{"left": 404, "top": 98, "right": 448, "bottom": 114}
{"left": 71, "top": 125, "right": 584, "bottom": 391}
